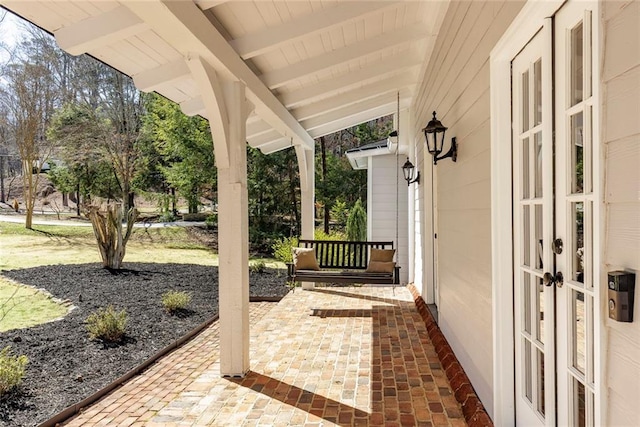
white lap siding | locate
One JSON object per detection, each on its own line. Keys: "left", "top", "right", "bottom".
{"left": 602, "top": 1, "right": 640, "bottom": 425}
{"left": 410, "top": 0, "right": 526, "bottom": 417}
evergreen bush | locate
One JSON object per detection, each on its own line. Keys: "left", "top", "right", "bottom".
{"left": 0, "top": 346, "right": 28, "bottom": 396}
{"left": 346, "top": 199, "right": 367, "bottom": 241}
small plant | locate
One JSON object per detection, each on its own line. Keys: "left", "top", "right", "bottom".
{"left": 0, "top": 346, "right": 28, "bottom": 396}
{"left": 162, "top": 291, "right": 192, "bottom": 314}
{"left": 249, "top": 260, "right": 267, "bottom": 274}
{"left": 205, "top": 213, "right": 217, "bottom": 229}
{"left": 86, "top": 305, "right": 128, "bottom": 343}
{"left": 271, "top": 236, "right": 299, "bottom": 263}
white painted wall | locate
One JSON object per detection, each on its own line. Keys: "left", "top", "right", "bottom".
{"left": 367, "top": 155, "right": 409, "bottom": 284}
{"left": 410, "top": 0, "right": 526, "bottom": 417}
{"left": 602, "top": 1, "right": 640, "bottom": 425}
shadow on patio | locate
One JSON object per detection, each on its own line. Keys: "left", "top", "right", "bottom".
{"left": 63, "top": 287, "right": 468, "bottom": 426}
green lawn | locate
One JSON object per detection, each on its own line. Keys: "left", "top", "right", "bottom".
{"left": 0, "top": 278, "right": 69, "bottom": 332}
{"left": 0, "top": 221, "right": 228, "bottom": 332}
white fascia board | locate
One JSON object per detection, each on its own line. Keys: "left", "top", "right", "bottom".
{"left": 54, "top": 6, "right": 148, "bottom": 56}
{"left": 261, "top": 23, "right": 429, "bottom": 89}
{"left": 291, "top": 72, "right": 416, "bottom": 121}
{"left": 346, "top": 146, "right": 391, "bottom": 170}
{"left": 124, "top": 0, "right": 314, "bottom": 151}
{"left": 230, "top": 1, "right": 401, "bottom": 59}
{"left": 279, "top": 54, "right": 421, "bottom": 109}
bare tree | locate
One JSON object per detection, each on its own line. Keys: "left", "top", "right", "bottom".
{"left": 0, "top": 60, "right": 56, "bottom": 228}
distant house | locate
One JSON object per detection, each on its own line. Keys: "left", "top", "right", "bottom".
{"left": 346, "top": 139, "right": 409, "bottom": 285}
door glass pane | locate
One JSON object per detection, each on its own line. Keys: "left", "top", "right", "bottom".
{"left": 572, "top": 112, "right": 584, "bottom": 194}
{"left": 586, "top": 201, "right": 593, "bottom": 289}
{"left": 537, "top": 276, "right": 545, "bottom": 343}
{"left": 534, "top": 132, "right": 543, "bottom": 197}
{"left": 586, "top": 12, "right": 592, "bottom": 99}
{"left": 537, "top": 349, "right": 545, "bottom": 415}
{"left": 588, "top": 296, "right": 595, "bottom": 383}
{"left": 523, "top": 137, "right": 530, "bottom": 199}
{"left": 573, "top": 290, "right": 586, "bottom": 375}
{"left": 534, "top": 59, "right": 542, "bottom": 126}
{"left": 573, "top": 202, "right": 585, "bottom": 283}
{"left": 525, "top": 339, "right": 532, "bottom": 402}
{"left": 535, "top": 204, "right": 543, "bottom": 270}
{"left": 523, "top": 205, "right": 531, "bottom": 267}
{"left": 522, "top": 70, "right": 530, "bottom": 132}
{"left": 524, "top": 273, "right": 532, "bottom": 333}
{"left": 574, "top": 378, "right": 586, "bottom": 427}
{"left": 571, "top": 22, "right": 584, "bottom": 106}
{"left": 587, "top": 106, "right": 593, "bottom": 193}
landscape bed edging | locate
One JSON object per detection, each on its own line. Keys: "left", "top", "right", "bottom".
{"left": 407, "top": 284, "right": 494, "bottom": 427}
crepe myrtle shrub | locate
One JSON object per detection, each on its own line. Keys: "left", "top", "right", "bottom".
{"left": 0, "top": 346, "right": 28, "bottom": 396}
{"left": 162, "top": 291, "right": 192, "bottom": 314}
{"left": 86, "top": 305, "right": 128, "bottom": 343}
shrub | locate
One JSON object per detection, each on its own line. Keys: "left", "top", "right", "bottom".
{"left": 314, "top": 229, "right": 346, "bottom": 241}
{"left": 271, "top": 236, "right": 299, "bottom": 263}
{"left": 205, "top": 213, "right": 217, "bottom": 229}
{"left": 330, "top": 200, "right": 349, "bottom": 229}
{"left": 86, "top": 305, "right": 128, "bottom": 342}
{"left": 0, "top": 346, "right": 28, "bottom": 396}
{"left": 162, "top": 291, "right": 192, "bottom": 314}
{"left": 346, "top": 199, "right": 367, "bottom": 241}
{"left": 249, "top": 260, "right": 267, "bottom": 274}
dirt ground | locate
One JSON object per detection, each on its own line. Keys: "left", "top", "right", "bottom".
{"left": 0, "top": 263, "right": 289, "bottom": 427}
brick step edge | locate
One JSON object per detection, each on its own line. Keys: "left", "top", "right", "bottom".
{"left": 407, "top": 284, "right": 493, "bottom": 427}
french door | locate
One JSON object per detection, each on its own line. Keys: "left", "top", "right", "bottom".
{"left": 511, "top": 2, "right": 599, "bottom": 425}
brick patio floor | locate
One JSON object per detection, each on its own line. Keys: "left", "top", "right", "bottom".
{"left": 64, "top": 286, "right": 466, "bottom": 426}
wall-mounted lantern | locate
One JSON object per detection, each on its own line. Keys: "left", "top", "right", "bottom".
{"left": 402, "top": 158, "right": 420, "bottom": 186}
{"left": 422, "top": 111, "right": 457, "bottom": 165}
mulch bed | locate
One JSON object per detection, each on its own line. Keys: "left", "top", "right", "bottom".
{"left": 0, "top": 263, "right": 289, "bottom": 427}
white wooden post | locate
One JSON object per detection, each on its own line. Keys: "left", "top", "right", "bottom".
{"left": 296, "top": 145, "right": 315, "bottom": 290}
{"left": 217, "top": 81, "right": 251, "bottom": 377}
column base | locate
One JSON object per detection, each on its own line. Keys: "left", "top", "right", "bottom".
{"left": 301, "top": 281, "right": 315, "bottom": 290}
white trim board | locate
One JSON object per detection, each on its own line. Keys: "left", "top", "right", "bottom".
{"left": 489, "top": 1, "right": 564, "bottom": 425}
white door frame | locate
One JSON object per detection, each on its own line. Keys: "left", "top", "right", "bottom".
{"left": 490, "top": 3, "right": 562, "bottom": 423}
{"left": 491, "top": 0, "right": 605, "bottom": 425}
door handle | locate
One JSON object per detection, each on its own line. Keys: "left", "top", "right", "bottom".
{"left": 543, "top": 271, "right": 564, "bottom": 288}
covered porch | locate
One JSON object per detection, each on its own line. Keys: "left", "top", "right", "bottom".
{"left": 61, "top": 286, "right": 477, "bottom": 427}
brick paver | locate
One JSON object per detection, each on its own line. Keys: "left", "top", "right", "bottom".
{"left": 64, "top": 287, "right": 466, "bottom": 426}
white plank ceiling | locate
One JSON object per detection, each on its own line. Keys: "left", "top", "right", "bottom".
{"left": 1, "top": 0, "right": 448, "bottom": 154}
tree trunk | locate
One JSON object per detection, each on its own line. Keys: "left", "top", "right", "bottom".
{"left": 320, "top": 136, "right": 329, "bottom": 234}
{"left": 86, "top": 203, "right": 138, "bottom": 269}
{"left": 0, "top": 155, "right": 5, "bottom": 203}
{"left": 287, "top": 155, "right": 300, "bottom": 236}
{"left": 62, "top": 192, "right": 68, "bottom": 207}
